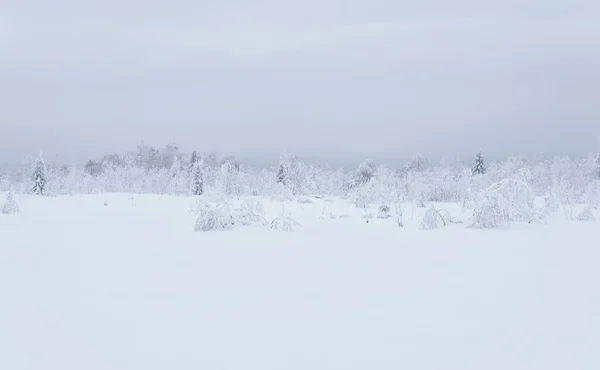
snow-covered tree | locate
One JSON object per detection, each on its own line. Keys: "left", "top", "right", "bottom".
{"left": 405, "top": 154, "right": 428, "bottom": 173}
{"left": 84, "top": 159, "right": 103, "bottom": 177}
{"left": 189, "top": 151, "right": 198, "bottom": 173}
{"left": 32, "top": 153, "right": 47, "bottom": 195}
{"left": 595, "top": 152, "right": 600, "bottom": 178}
{"left": 276, "top": 155, "right": 288, "bottom": 186}
{"left": 191, "top": 159, "right": 204, "bottom": 196}
{"left": 472, "top": 151, "right": 486, "bottom": 175}
{"left": 354, "top": 159, "right": 376, "bottom": 186}
{"left": 168, "top": 155, "right": 186, "bottom": 195}
{"left": 219, "top": 156, "right": 241, "bottom": 196}
{"left": 469, "top": 192, "right": 510, "bottom": 229}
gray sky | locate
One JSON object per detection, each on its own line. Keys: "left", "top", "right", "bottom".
{"left": 1, "top": 1, "right": 599, "bottom": 166}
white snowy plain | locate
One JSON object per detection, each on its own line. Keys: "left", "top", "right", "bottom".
{"left": 1, "top": 193, "right": 599, "bottom": 370}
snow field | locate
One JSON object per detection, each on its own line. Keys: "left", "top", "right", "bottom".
{"left": 1, "top": 194, "right": 599, "bottom": 370}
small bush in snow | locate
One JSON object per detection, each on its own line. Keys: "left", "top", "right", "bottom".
{"left": 391, "top": 202, "right": 404, "bottom": 227}
{"left": 236, "top": 199, "right": 268, "bottom": 226}
{"left": 576, "top": 208, "right": 596, "bottom": 222}
{"left": 297, "top": 196, "right": 313, "bottom": 204}
{"left": 193, "top": 202, "right": 236, "bottom": 231}
{"left": 486, "top": 178, "right": 535, "bottom": 223}
{"left": 377, "top": 205, "right": 391, "bottom": 218}
{"left": 469, "top": 192, "right": 510, "bottom": 229}
{"left": 193, "top": 199, "right": 268, "bottom": 231}
{"left": 1, "top": 190, "right": 20, "bottom": 214}
{"left": 419, "top": 206, "right": 447, "bottom": 230}
{"left": 270, "top": 215, "right": 301, "bottom": 232}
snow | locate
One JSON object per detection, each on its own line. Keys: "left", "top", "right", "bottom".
{"left": 1, "top": 194, "right": 600, "bottom": 370}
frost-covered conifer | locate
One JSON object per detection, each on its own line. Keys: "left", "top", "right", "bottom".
{"left": 472, "top": 151, "right": 486, "bottom": 175}
{"left": 191, "top": 160, "right": 204, "bottom": 196}
{"left": 170, "top": 155, "right": 181, "bottom": 178}
{"left": 189, "top": 151, "right": 198, "bottom": 173}
{"left": 32, "top": 153, "right": 47, "bottom": 195}
{"left": 276, "top": 155, "right": 288, "bottom": 185}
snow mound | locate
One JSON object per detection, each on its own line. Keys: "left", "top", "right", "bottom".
{"left": 576, "top": 207, "right": 596, "bottom": 222}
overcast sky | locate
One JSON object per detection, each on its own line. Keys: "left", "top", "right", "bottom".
{"left": 1, "top": 1, "right": 599, "bottom": 166}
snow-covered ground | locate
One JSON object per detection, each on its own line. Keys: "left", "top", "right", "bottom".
{"left": 1, "top": 194, "right": 599, "bottom": 370}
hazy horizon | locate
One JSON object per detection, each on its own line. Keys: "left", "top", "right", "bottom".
{"left": 2, "top": 1, "right": 599, "bottom": 167}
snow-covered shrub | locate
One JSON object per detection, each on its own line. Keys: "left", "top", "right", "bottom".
{"left": 543, "top": 191, "right": 560, "bottom": 213}
{"left": 193, "top": 199, "right": 268, "bottom": 231}
{"left": 270, "top": 214, "right": 301, "bottom": 232}
{"left": 1, "top": 190, "right": 20, "bottom": 214}
{"left": 576, "top": 207, "right": 596, "bottom": 222}
{"left": 297, "top": 196, "right": 313, "bottom": 204}
{"left": 419, "top": 206, "right": 447, "bottom": 230}
{"left": 193, "top": 202, "right": 236, "bottom": 231}
{"left": 354, "top": 160, "right": 376, "bottom": 186}
{"left": 236, "top": 199, "right": 268, "bottom": 226}
{"left": 469, "top": 192, "right": 510, "bottom": 229}
{"left": 353, "top": 179, "right": 376, "bottom": 209}
{"left": 377, "top": 204, "right": 391, "bottom": 218}
{"left": 486, "top": 178, "right": 535, "bottom": 223}
{"left": 554, "top": 179, "right": 575, "bottom": 220}
{"left": 361, "top": 211, "right": 376, "bottom": 219}
{"left": 391, "top": 202, "right": 404, "bottom": 227}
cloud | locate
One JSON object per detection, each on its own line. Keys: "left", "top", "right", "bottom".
{"left": 1, "top": 1, "right": 599, "bottom": 165}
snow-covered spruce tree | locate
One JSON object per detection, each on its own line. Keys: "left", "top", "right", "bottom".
{"left": 189, "top": 151, "right": 198, "bottom": 173}
{"left": 472, "top": 151, "right": 486, "bottom": 175}
{"left": 191, "top": 160, "right": 204, "bottom": 196}
{"left": 1, "top": 189, "right": 20, "bottom": 214}
{"left": 32, "top": 153, "right": 47, "bottom": 195}
{"left": 276, "top": 155, "right": 288, "bottom": 186}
